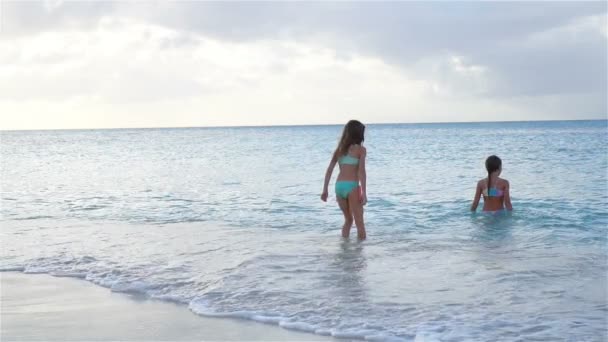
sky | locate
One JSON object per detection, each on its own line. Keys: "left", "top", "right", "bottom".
{"left": 0, "top": 1, "right": 606, "bottom": 130}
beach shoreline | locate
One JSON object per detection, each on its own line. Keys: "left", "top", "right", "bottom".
{"left": 0, "top": 272, "right": 333, "bottom": 341}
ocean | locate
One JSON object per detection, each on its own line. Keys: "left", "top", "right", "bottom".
{"left": 1, "top": 120, "right": 606, "bottom": 341}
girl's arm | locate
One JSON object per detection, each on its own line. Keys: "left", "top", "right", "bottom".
{"left": 321, "top": 154, "right": 337, "bottom": 202}
{"left": 504, "top": 180, "right": 513, "bottom": 210}
{"left": 470, "top": 181, "right": 482, "bottom": 211}
{"left": 358, "top": 147, "right": 367, "bottom": 205}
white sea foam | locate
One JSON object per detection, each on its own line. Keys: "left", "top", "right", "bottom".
{"left": 50, "top": 271, "right": 87, "bottom": 278}
{"left": 189, "top": 298, "right": 325, "bottom": 336}
{"left": 251, "top": 314, "right": 284, "bottom": 325}
{"left": 23, "top": 266, "right": 51, "bottom": 274}
{"left": 110, "top": 280, "right": 156, "bottom": 294}
{"left": 314, "top": 328, "right": 333, "bottom": 336}
{"left": 151, "top": 293, "right": 190, "bottom": 304}
{"left": 364, "top": 334, "right": 408, "bottom": 342}
{"left": 278, "top": 321, "right": 318, "bottom": 333}
{"left": 331, "top": 329, "right": 377, "bottom": 339}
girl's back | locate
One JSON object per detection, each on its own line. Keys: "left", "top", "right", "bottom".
{"left": 336, "top": 145, "right": 363, "bottom": 182}
{"left": 479, "top": 177, "right": 509, "bottom": 211}
{"left": 471, "top": 155, "right": 512, "bottom": 212}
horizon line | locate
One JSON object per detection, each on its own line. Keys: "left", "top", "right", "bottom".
{"left": 1, "top": 118, "right": 606, "bottom": 132}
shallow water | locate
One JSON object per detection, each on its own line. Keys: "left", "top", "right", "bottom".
{"left": 2, "top": 121, "right": 607, "bottom": 341}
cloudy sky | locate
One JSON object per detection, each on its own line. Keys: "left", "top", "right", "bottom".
{"left": 1, "top": 1, "right": 606, "bottom": 130}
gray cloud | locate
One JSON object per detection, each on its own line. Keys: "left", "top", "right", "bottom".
{"left": 3, "top": 1, "right": 606, "bottom": 116}
{"left": 1, "top": 1, "right": 113, "bottom": 36}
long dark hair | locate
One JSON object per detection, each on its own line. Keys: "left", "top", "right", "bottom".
{"left": 485, "top": 155, "right": 502, "bottom": 189}
{"left": 335, "top": 120, "right": 365, "bottom": 158}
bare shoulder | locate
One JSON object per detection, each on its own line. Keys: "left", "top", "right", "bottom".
{"left": 359, "top": 145, "right": 367, "bottom": 158}
{"left": 477, "top": 179, "right": 485, "bottom": 188}
{"left": 351, "top": 144, "right": 367, "bottom": 157}
{"left": 498, "top": 178, "right": 510, "bottom": 187}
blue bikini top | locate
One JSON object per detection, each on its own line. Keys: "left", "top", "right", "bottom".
{"left": 484, "top": 187, "right": 504, "bottom": 197}
{"left": 339, "top": 154, "right": 359, "bottom": 165}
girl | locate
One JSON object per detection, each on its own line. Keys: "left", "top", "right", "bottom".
{"left": 471, "top": 155, "right": 513, "bottom": 212}
{"left": 321, "top": 120, "right": 367, "bottom": 239}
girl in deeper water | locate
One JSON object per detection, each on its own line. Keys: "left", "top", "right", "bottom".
{"left": 471, "top": 155, "right": 513, "bottom": 212}
{"left": 321, "top": 120, "right": 367, "bottom": 240}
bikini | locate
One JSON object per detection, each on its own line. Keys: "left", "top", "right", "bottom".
{"left": 483, "top": 184, "right": 504, "bottom": 197}
{"left": 335, "top": 155, "right": 360, "bottom": 199}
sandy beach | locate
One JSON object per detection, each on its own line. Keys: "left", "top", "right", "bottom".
{"left": 1, "top": 272, "right": 332, "bottom": 341}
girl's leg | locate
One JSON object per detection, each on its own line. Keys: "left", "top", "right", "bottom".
{"left": 337, "top": 197, "right": 353, "bottom": 238}
{"left": 348, "top": 188, "right": 366, "bottom": 240}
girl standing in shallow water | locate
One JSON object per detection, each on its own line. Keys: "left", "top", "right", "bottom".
{"left": 321, "top": 120, "right": 367, "bottom": 239}
{"left": 471, "top": 155, "right": 513, "bottom": 212}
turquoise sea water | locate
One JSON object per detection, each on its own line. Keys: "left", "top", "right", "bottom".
{"left": 1, "top": 120, "right": 607, "bottom": 341}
